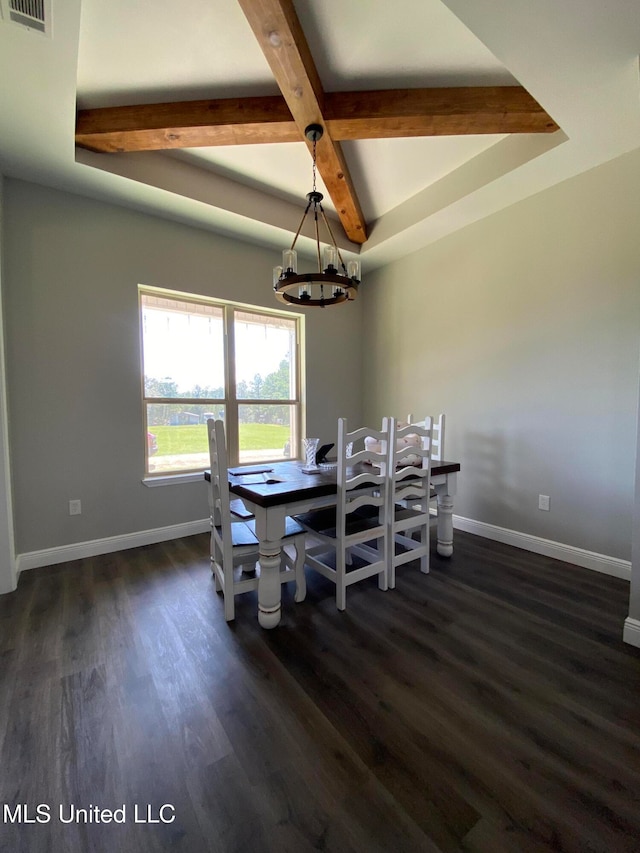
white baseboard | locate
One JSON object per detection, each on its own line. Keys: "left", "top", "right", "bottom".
{"left": 623, "top": 618, "right": 640, "bottom": 648}
{"left": 14, "top": 513, "right": 631, "bottom": 584}
{"left": 16, "top": 519, "right": 210, "bottom": 574}
{"left": 452, "top": 515, "right": 631, "bottom": 580}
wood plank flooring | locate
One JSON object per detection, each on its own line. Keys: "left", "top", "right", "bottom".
{"left": 0, "top": 531, "right": 639, "bottom": 852}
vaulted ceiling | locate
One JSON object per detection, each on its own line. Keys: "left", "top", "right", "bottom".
{"left": 1, "top": 0, "right": 639, "bottom": 271}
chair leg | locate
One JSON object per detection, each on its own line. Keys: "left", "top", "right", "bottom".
{"left": 387, "top": 531, "right": 396, "bottom": 590}
{"left": 420, "top": 524, "right": 429, "bottom": 575}
{"left": 212, "top": 558, "right": 235, "bottom": 621}
{"left": 217, "top": 550, "right": 236, "bottom": 621}
{"left": 211, "top": 557, "right": 223, "bottom": 593}
{"left": 292, "top": 536, "right": 307, "bottom": 603}
{"left": 378, "top": 534, "right": 388, "bottom": 591}
{"left": 336, "top": 548, "right": 347, "bottom": 611}
{"left": 223, "top": 578, "right": 235, "bottom": 622}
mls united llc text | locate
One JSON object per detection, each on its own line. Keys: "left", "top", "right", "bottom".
{"left": 3, "top": 803, "right": 176, "bottom": 824}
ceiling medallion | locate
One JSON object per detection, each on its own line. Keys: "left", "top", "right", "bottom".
{"left": 273, "top": 124, "right": 360, "bottom": 308}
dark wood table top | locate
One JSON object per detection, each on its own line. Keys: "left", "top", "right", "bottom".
{"left": 206, "top": 458, "right": 461, "bottom": 510}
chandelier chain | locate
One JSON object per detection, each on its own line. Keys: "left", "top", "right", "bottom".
{"left": 312, "top": 136, "right": 317, "bottom": 194}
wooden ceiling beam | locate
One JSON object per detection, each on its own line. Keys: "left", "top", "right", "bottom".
{"left": 236, "top": 0, "right": 367, "bottom": 243}
{"left": 75, "top": 85, "right": 558, "bottom": 154}
{"left": 75, "top": 96, "right": 298, "bottom": 153}
{"left": 324, "top": 86, "right": 559, "bottom": 139}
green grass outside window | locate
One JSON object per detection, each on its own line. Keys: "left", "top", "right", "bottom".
{"left": 152, "top": 423, "right": 289, "bottom": 455}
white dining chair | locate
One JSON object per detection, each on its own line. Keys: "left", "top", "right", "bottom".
{"left": 407, "top": 412, "right": 444, "bottom": 511}
{"left": 408, "top": 413, "right": 445, "bottom": 461}
{"left": 385, "top": 416, "right": 433, "bottom": 588}
{"left": 293, "top": 418, "right": 389, "bottom": 611}
{"left": 206, "top": 419, "right": 306, "bottom": 621}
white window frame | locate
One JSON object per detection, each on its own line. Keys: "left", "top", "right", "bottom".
{"left": 139, "top": 286, "right": 304, "bottom": 483}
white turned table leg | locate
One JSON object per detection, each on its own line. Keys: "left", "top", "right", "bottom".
{"left": 436, "top": 493, "right": 454, "bottom": 557}
{"left": 257, "top": 543, "right": 283, "bottom": 629}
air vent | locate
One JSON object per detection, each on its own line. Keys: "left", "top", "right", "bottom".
{"left": 0, "top": 0, "right": 51, "bottom": 36}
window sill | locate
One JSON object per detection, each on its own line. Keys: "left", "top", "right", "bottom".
{"left": 143, "top": 472, "right": 205, "bottom": 487}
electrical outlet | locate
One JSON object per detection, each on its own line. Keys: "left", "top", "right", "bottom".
{"left": 69, "top": 499, "right": 82, "bottom": 516}
{"left": 538, "top": 494, "right": 550, "bottom": 511}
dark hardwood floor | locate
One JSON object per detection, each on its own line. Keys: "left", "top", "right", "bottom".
{"left": 1, "top": 531, "right": 639, "bottom": 853}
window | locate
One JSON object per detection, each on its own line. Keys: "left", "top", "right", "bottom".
{"left": 140, "top": 289, "right": 303, "bottom": 477}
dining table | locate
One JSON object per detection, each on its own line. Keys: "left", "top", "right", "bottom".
{"left": 208, "top": 457, "right": 460, "bottom": 628}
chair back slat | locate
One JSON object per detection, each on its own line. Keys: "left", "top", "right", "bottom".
{"left": 394, "top": 483, "right": 427, "bottom": 504}
{"left": 347, "top": 492, "right": 386, "bottom": 516}
{"left": 408, "top": 413, "right": 445, "bottom": 461}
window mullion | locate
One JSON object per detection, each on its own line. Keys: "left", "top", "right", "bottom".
{"left": 224, "top": 305, "right": 239, "bottom": 465}
{"left": 295, "top": 326, "right": 304, "bottom": 460}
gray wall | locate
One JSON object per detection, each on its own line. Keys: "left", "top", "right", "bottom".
{"left": 629, "top": 363, "right": 640, "bottom": 620}
{"left": 362, "top": 148, "right": 640, "bottom": 561}
{"left": 3, "top": 180, "right": 363, "bottom": 554}
{"left": 0, "top": 176, "right": 17, "bottom": 592}
{"left": 3, "top": 148, "right": 640, "bottom": 577}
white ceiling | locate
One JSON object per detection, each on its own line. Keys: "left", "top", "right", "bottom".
{"left": 1, "top": 0, "right": 639, "bottom": 271}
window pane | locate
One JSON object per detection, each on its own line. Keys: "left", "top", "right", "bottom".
{"left": 238, "top": 404, "right": 295, "bottom": 464}
{"left": 146, "top": 403, "right": 225, "bottom": 474}
{"left": 142, "top": 294, "right": 225, "bottom": 399}
{"left": 234, "top": 311, "right": 297, "bottom": 401}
